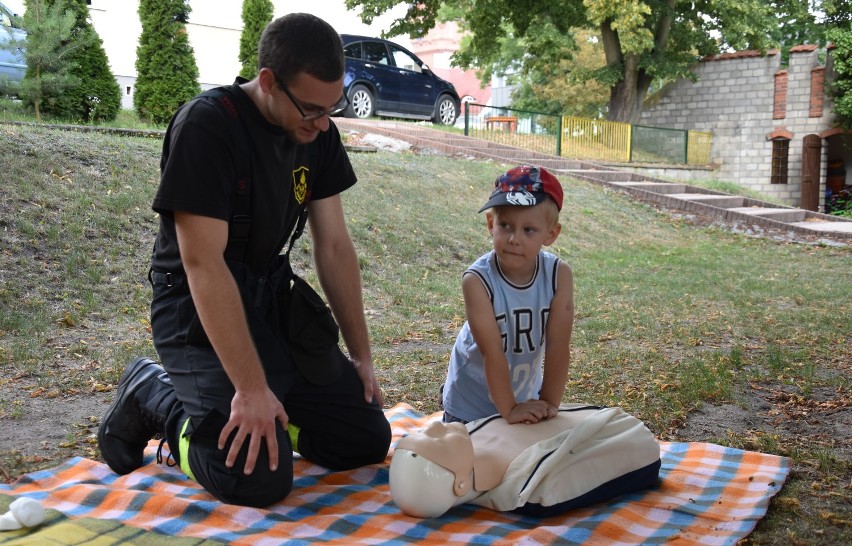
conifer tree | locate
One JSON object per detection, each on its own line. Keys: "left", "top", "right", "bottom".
{"left": 239, "top": 0, "right": 273, "bottom": 80}
{"left": 16, "top": 0, "right": 85, "bottom": 121}
{"left": 39, "top": 0, "right": 120, "bottom": 122}
{"left": 134, "top": 0, "right": 200, "bottom": 124}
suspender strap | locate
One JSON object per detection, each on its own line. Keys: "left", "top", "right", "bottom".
{"left": 203, "top": 84, "right": 315, "bottom": 265}
{"left": 284, "top": 206, "right": 309, "bottom": 260}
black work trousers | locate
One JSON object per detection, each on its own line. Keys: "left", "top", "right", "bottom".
{"left": 149, "top": 260, "right": 391, "bottom": 508}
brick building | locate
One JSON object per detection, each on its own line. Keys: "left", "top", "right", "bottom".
{"left": 639, "top": 46, "right": 850, "bottom": 211}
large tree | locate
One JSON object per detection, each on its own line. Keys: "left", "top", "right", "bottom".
{"left": 134, "top": 0, "right": 200, "bottom": 125}
{"left": 346, "top": 0, "right": 777, "bottom": 123}
{"left": 770, "top": 0, "right": 826, "bottom": 64}
{"left": 510, "top": 28, "right": 609, "bottom": 118}
{"left": 239, "top": 0, "right": 274, "bottom": 80}
{"left": 39, "top": 0, "right": 120, "bottom": 122}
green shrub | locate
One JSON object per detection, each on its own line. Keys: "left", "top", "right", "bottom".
{"left": 134, "top": 0, "right": 200, "bottom": 125}
{"left": 37, "top": 0, "right": 120, "bottom": 122}
{"left": 238, "top": 0, "right": 273, "bottom": 80}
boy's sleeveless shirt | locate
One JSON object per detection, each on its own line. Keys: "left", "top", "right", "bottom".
{"left": 443, "top": 250, "right": 561, "bottom": 422}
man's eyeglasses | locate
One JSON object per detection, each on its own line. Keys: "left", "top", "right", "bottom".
{"left": 279, "top": 83, "right": 349, "bottom": 121}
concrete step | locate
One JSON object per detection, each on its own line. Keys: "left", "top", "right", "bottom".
{"left": 788, "top": 219, "right": 852, "bottom": 233}
{"left": 727, "top": 207, "right": 808, "bottom": 222}
{"left": 612, "top": 181, "right": 689, "bottom": 194}
{"left": 667, "top": 193, "right": 746, "bottom": 208}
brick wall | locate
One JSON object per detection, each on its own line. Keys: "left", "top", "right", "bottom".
{"left": 639, "top": 47, "right": 835, "bottom": 207}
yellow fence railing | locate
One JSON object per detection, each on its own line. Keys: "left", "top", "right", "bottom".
{"left": 458, "top": 103, "right": 713, "bottom": 166}
{"left": 687, "top": 130, "right": 713, "bottom": 165}
{"left": 561, "top": 117, "right": 631, "bottom": 163}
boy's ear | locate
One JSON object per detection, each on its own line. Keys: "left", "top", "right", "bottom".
{"left": 485, "top": 211, "right": 495, "bottom": 233}
{"left": 543, "top": 222, "right": 562, "bottom": 246}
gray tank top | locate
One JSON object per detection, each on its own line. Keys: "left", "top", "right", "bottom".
{"left": 443, "top": 250, "right": 560, "bottom": 422}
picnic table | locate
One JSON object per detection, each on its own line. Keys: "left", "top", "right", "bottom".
{"left": 484, "top": 115, "right": 518, "bottom": 133}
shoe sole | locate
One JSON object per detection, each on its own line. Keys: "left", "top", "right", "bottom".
{"left": 97, "top": 357, "right": 162, "bottom": 474}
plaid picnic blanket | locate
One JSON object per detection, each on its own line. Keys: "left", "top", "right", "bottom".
{"left": 0, "top": 403, "right": 789, "bottom": 545}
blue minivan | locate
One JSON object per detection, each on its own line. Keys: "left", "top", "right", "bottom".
{"left": 0, "top": 1, "right": 25, "bottom": 89}
{"left": 341, "top": 34, "right": 459, "bottom": 126}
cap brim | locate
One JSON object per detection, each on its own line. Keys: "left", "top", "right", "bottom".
{"left": 478, "top": 191, "right": 549, "bottom": 213}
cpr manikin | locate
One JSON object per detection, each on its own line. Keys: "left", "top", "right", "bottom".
{"left": 389, "top": 405, "right": 662, "bottom": 518}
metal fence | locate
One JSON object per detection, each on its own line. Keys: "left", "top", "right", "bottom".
{"left": 686, "top": 130, "right": 713, "bottom": 165}
{"left": 460, "top": 102, "right": 712, "bottom": 165}
{"left": 561, "top": 117, "right": 631, "bottom": 163}
{"left": 460, "top": 103, "right": 562, "bottom": 156}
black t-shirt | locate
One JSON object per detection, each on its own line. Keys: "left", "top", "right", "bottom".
{"left": 151, "top": 80, "right": 357, "bottom": 274}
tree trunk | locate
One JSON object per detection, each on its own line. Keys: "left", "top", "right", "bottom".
{"left": 34, "top": 65, "right": 41, "bottom": 122}
{"left": 608, "top": 53, "right": 643, "bottom": 123}
{"left": 601, "top": 2, "right": 675, "bottom": 124}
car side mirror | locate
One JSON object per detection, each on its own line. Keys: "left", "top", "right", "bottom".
{"left": 421, "top": 64, "right": 430, "bottom": 73}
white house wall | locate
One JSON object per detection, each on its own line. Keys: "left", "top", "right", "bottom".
{"left": 88, "top": 0, "right": 243, "bottom": 109}
{"left": 82, "top": 1, "right": 407, "bottom": 110}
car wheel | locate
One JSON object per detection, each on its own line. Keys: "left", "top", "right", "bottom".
{"left": 433, "top": 95, "right": 458, "bottom": 125}
{"left": 346, "top": 85, "right": 374, "bottom": 119}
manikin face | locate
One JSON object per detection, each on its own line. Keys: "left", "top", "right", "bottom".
{"left": 390, "top": 421, "right": 477, "bottom": 518}
{"left": 399, "top": 421, "right": 472, "bottom": 470}
{"left": 486, "top": 205, "right": 560, "bottom": 283}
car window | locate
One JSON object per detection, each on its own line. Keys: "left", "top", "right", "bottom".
{"left": 0, "top": 10, "right": 11, "bottom": 28}
{"left": 363, "top": 41, "right": 390, "bottom": 65}
{"left": 343, "top": 42, "right": 362, "bottom": 60}
{"left": 390, "top": 46, "right": 422, "bottom": 74}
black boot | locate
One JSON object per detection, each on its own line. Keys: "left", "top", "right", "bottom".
{"left": 98, "top": 357, "right": 177, "bottom": 475}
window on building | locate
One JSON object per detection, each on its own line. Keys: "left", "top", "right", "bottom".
{"left": 771, "top": 138, "right": 789, "bottom": 184}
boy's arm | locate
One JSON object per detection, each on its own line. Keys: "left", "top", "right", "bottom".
{"left": 539, "top": 261, "right": 575, "bottom": 410}
{"left": 462, "top": 273, "right": 520, "bottom": 420}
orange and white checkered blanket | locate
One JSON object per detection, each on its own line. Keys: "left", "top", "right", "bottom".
{"left": 0, "top": 403, "right": 789, "bottom": 545}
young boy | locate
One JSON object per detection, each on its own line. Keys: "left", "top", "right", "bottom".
{"left": 442, "top": 165, "right": 574, "bottom": 425}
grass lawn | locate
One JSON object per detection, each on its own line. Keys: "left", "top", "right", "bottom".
{"left": 0, "top": 121, "right": 849, "bottom": 544}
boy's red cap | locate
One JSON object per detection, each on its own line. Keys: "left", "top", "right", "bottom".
{"left": 478, "top": 165, "right": 563, "bottom": 212}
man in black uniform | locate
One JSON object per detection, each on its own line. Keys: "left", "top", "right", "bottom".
{"left": 98, "top": 13, "right": 391, "bottom": 508}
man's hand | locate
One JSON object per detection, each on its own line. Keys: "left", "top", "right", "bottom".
{"left": 218, "top": 388, "right": 289, "bottom": 475}
{"left": 351, "top": 357, "right": 383, "bottom": 405}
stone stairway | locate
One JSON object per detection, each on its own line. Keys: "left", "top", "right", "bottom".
{"left": 335, "top": 118, "right": 852, "bottom": 241}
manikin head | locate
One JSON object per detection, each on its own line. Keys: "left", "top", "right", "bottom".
{"left": 389, "top": 421, "right": 481, "bottom": 518}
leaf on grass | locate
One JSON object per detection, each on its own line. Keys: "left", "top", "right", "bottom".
{"left": 57, "top": 313, "right": 76, "bottom": 327}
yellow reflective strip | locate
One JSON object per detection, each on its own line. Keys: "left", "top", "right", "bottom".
{"left": 178, "top": 418, "right": 196, "bottom": 481}
{"left": 288, "top": 423, "right": 300, "bottom": 454}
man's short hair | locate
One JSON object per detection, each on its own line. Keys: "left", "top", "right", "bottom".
{"left": 258, "top": 13, "right": 344, "bottom": 85}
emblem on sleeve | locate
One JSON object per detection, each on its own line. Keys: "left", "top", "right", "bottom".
{"left": 292, "top": 166, "right": 309, "bottom": 204}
